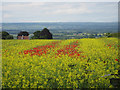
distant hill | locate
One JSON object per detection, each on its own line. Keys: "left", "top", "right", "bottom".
{"left": 1, "top": 22, "right": 118, "bottom": 34}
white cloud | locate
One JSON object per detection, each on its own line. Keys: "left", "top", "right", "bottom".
{"left": 3, "top": 14, "right": 12, "bottom": 18}
{"left": 2, "top": 2, "right": 93, "bottom": 17}
{"left": 44, "top": 3, "right": 92, "bottom": 15}
{"left": 2, "top": 0, "right": 120, "bottom": 2}
{"left": 2, "top": 2, "right": 118, "bottom": 22}
{"left": 0, "top": 3, "right": 2, "bottom": 22}
{"left": 3, "top": 2, "right": 46, "bottom": 11}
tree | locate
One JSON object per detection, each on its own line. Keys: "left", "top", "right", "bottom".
{"left": 18, "top": 31, "right": 29, "bottom": 36}
{"left": 40, "top": 28, "right": 53, "bottom": 39}
{"left": 2, "top": 31, "right": 9, "bottom": 39}
{"left": 2, "top": 31, "right": 14, "bottom": 39}
{"left": 6, "top": 35, "right": 14, "bottom": 39}
{"left": 32, "top": 31, "right": 41, "bottom": 39}
{"left": 0, "top": 32, "right": 2, "bottom": 39}
{"left": 31, "top": 28, "right": 53, "bottom": 39}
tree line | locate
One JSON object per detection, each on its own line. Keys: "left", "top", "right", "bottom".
{"left": 0, "top": 28, "right": 119, "bottom": 39}
{"left": 1, "top": 28, "right": 53, "bottom": 39}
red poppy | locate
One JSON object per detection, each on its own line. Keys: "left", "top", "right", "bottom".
{"left": 109, "top": 46, "right": 111, "bottom": 48}
{"left": 77, "top": 54, "right": 80, "bottom": 56}
{"left": 115, "top": 59, "right": 118, "bottom": 61}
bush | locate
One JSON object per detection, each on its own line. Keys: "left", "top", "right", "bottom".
{"left": 6, "top": 35, "right": 14, "bottom": 39}
{"left": 2, "top": 31, "right": 14, "bottom": 39}
{"left": 18, "top": 31, "right": 29, "bottom": 36}
{"left": 32, "top": 28, "right": 53, "bottom": 39}
{"left": 2, "top": 31, "right": 9, "bottom": 39}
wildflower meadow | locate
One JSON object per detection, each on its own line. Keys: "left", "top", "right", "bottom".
{"left": 2, "top": 38, "right": 120, "bottom": 88}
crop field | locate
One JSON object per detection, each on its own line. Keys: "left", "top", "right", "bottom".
{"left": 2, "top": 38, "right": 120, "bottom": 88}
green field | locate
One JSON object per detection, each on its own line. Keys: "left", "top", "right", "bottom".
{"left": 2, "top": 38, "right": 120, "bottom": 88}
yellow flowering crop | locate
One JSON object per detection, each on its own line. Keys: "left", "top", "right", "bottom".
{"left": 2, "top": 38, "right": 119, "bottom": 88}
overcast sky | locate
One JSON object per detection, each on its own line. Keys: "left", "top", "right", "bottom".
{"left": 1, "top": 2, "right": 118, "bottom": 23}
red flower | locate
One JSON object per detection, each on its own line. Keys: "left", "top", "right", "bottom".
{"left": 77, "top": 54, "right": 80, "bottom": 56}
{"left": 44, "top": 51, "right": 47, "bottom": 54}
{"left": 68, "top": 54, "right": 72, "bottom": 56}
{"left": 74, "top": 51, "right": 77, "bottom": 53}
{"left": 109, "top": 46, "right": 111, "bottom": 48}
{"left": 33, "top": 48, "right": 37, "bottom": 49}
{"left": 24, "top": 50, "right": 28, "bottom": 54}
{"left": 115, "top": 59, "right": 118, "bottom": 61}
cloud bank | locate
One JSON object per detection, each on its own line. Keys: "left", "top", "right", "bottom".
{"left": 1, "top": 2, "right": 118, "bottom": 22}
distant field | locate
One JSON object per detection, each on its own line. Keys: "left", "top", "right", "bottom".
{"left": 2, "top": 22, "right": 118, "bottom": 34}
{"left": 2, "top": 38, "right": 119, "bottom": 88}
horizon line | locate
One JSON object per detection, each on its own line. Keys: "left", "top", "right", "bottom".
{"left": 0, "top": 21, "right": 118, "bottom": 23}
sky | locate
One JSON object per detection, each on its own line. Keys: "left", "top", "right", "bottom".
{"left": 2, "top": 0, "right": 120, "bottom": 2}
{"left": 1, "top": 2, "right": 118, "bottom": 23}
